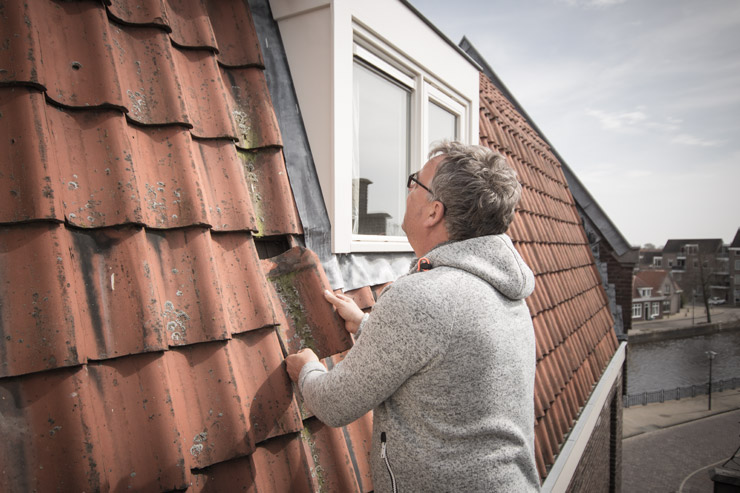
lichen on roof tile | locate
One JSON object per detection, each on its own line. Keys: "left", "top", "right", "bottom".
{"left": 263, "top": 247, "right": 353, "bottom": 360}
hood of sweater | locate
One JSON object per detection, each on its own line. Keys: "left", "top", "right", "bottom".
{"left": 421, "top": 234, "right": 535, "bottom": 301}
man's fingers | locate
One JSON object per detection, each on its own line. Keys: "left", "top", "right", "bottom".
{"left": 335, "top": 292, "right": 353, "bottom": 302}
{"left": 323, "top": 289, "right": 341, "bottom": 305}
{"left": 324, "top": 290, "right": 352, "bottom": 310}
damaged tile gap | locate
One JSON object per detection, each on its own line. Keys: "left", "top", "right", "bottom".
{"left": 253, "top": 235, "right": 291, "bottom": 260}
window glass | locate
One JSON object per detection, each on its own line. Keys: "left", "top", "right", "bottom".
{"left": 428, "top": 101, "right": 457, "bottom": 147}
{"left": 352, "top": 61, "right": 411, "bottom": 236}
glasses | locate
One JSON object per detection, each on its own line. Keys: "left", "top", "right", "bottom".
{"left": 407, "top": 172, "right": 445, "bottom": 211}
{"left": 407, "top": 172, "right": 434, "bottom": 195}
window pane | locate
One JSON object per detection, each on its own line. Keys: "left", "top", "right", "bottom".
{"left": 352, "top": 61, "right": 410, "bottom": 236}
{"left": 428, "top": 101, "right": 457, "bottom": 147}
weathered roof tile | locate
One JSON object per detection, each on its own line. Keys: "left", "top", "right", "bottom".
{"left": 263, "top": 247, "right": 353, "bottom": 360}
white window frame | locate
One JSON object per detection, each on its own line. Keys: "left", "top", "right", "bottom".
{"left": 653, "top": 256, "right": 662, "bottom": 267}
{"left": 632, "top": 304, "right": 642, "bottom": 318}
{"left": 651, "top": 302, "right": 660, "bottom": 317}
{"left": 349, "top": 34, "right": 468, "bottom": 250}
{"left": 271, "top": 0, "right": 479, "bottom": 254}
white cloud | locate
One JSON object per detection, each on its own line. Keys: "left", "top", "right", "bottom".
{"left": 586, "top": 108, "right": 648, "bottom": 131}
{"left": 585, "top": 106, "right": 689, "bottom": 138}
{"left": 671, "top": 134, "right": 723, "bottom": 147}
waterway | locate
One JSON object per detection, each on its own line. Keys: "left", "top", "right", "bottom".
{"left": 626, "top": 330, "right": 740, "bottom": 394}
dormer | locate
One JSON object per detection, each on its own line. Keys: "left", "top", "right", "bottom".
{"left": 270, "top": 0, "right": 480, "bottom": 253}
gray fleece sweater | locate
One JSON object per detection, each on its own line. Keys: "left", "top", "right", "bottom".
{"left": 299, "top": 234, "right": 540, "bottom": 492}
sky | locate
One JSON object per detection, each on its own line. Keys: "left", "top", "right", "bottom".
{"left": 410, "top": 0, "right": 740, "bottom": 248}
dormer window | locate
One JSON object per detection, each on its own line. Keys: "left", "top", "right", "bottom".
{"left": 638, "top": 287, "right": 652, "bottom": 297}
{"left": 271, "top": 0, "right": 479, "bottom": 253}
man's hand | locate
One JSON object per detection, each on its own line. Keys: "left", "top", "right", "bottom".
{"left": 324, "top": 290, "right": 365, "bottom": 334}
{"left": 285, "top": 348, "right": 319, "bottom": 382}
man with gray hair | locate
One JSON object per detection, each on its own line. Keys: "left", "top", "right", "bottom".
{"left": 286, "top": 141, "right": 540, "bottom": 492}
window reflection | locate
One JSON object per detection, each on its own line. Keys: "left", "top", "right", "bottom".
{"left": 428, "top": 100, "right": 457, "bottom": 147}
{"left": 352, "top": 61, "right": 411, "bottom": 236}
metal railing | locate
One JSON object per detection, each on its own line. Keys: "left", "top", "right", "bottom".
{"left": 623, "top": 377, "right": 740, "bottom": 407}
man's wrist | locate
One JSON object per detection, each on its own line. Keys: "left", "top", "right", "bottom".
{"left": 298, "top": 361, "right": 327, "bottom": 390}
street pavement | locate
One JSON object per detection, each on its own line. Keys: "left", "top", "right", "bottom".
{"left": 622, "top": 310, "right": 740, "bottom": 492}
{"left": 631, "top": 305, "right": 740, "bottom": 334}
{"left": 623, "top": 396, "right": 740, "bottom": 492}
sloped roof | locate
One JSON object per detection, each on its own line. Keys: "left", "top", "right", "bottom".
{"left": 662, "top": 238, "right": 724, "bottom": 254}
{"left": 0, "top": 1, "right": 373, "bottom": 491}
{"left": 633, "top": 270, "right": 673, "bottom": 297}
{"left": 730, "top": 228, "right": 740, "bottom": 248}
{"left": 479, "top": 72, "right": 619, "bottom": 480}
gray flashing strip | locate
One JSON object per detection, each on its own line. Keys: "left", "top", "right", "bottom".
{"left": 459, "top": 38, "right": 633, "bottom": 257}
{"left": 337, "top": 252, "right": 415, "bottom": 292}
{"left": 248, "top": 0, "right": 343, "bottom": 287}
{"left": 541, "top": 341, "right": 627, "bottom": 492}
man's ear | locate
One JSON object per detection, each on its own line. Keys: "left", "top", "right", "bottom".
{"left": 423, "top": 200, "right": 445, "bottom": 228}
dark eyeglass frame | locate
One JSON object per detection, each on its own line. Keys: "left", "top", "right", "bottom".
{"left": 407, "top": 172, "right": 434, "bottom": 195}
{"left": 407, "top": 172, "right": 445, "bottom": 211}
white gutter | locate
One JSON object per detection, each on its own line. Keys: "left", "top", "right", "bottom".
{"left": 541, "top": 341, "right": 627, "bottom": 492}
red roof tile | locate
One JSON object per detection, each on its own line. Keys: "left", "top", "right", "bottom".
{"left": 0, "top": 1, "right": 370, "bottom": 491}
{"left": 480, "top": 72, "right": 619, "bottom": 480}
{"left": 0, "top": 88, "right": 258, "bottom": 230}
{"left": 239, "top": 147, "right": 303, "bottom": 237}
{"left": 262, "top": 247, "right": 353, "bottom": 360}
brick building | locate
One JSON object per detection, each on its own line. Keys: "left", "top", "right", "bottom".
{"left": 632, "top": 270, "right": 682, "bottom": 320}
{"left": 662, "top": 238, "right": 730, "bottom": 304}
{"left": 730, "top": 228, "right": 740, "bottom": 306}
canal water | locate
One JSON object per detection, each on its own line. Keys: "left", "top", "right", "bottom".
{"left": 626, "top": 330, "right": 740, "bottom": 394}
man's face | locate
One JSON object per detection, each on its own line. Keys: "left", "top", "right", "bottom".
{"left": 401, "top": 155, "right": 444, "bottom": 242}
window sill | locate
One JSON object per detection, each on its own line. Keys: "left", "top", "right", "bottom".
{"left": 350, "top": 235, "right": 414, "bottom": 253}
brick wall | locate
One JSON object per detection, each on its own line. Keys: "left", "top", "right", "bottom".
{"left": 603, "top": 243, "right": 635, "bottom": 334}
{"left": 565, "top": 373, "right": 624, "bottom": 493}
